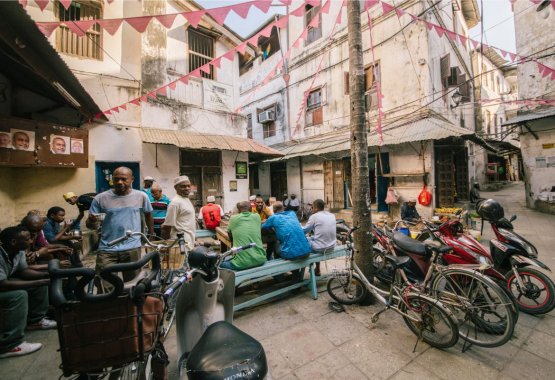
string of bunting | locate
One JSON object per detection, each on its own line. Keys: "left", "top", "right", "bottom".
{"left": 378, "top": 0, "right": 555, "bottom": 81}
{"left": 93, "top": 0, "right": 317, "bottom": 119}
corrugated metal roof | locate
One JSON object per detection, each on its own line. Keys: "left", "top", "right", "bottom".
{"left": 139, "top": 128, "right": 283, "bottom": 157}
{"left": 268, "top": 116, "right": 473, "bottom": 161}
{"left": 502, "top": 107, "right": 555, "bottom": 126}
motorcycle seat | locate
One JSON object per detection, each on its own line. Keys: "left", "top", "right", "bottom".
{"left": 392, "top": 232, "right": 429, "bottom": 256}
{"left": 186, "top": 321, "right": 267, "bottom": 380}
{"left": 385, "top": 254, "right": 411, "bottom": 269}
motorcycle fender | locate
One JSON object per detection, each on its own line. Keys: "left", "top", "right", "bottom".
{"left": 509, "top": 255, "right": 551, "bottom": 271}
{"left": 443, "top": 263, "right": 492, "bottom": 272}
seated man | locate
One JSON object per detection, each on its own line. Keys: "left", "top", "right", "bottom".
{"left": 284, "top": 193, "right": 300, "bottom": 212}
{"left": 401, "top": 197, "right": 421, "bottom": 223}
{"left": 252, "top": 196, "right": 272, "bottom": 222}
{"left": 43, "top": 206, "right": 83, "bottom": 268}
{"left": 302, "top": 199, "right": 336, "bottom": 276}
{"left": 252, "top": 196, "right": 275, "bottom": 260}
{"left": 262, "top": 202, "right": 311, "bottom": 260}
{"left": 198, "top": 195, "right": 224, "bottom": 230}
{"left": 222, "top": 201, "right": 266, "bottom": 271}
{"left": 0, "top": 226, "right": 56, "bottom": 359}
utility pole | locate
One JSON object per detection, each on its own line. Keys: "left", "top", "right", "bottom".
{"left": 348, "top": 0, "right": 374, "bottom": 278}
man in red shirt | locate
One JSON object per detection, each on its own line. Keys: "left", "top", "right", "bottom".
{"left": 198, "top": 196, "right": 224, "bottom": 230}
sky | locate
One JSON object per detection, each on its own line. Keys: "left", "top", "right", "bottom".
{"left": 196, "top": 0, "right": 517, "bottom": 53}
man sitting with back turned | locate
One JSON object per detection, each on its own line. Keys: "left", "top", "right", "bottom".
{"left": 198, "top": 195, "right": 224, "bottom": 230}
{"left": 400, "top": 197, "right": 421, "bottom": 223}
{"left": 262, "top": 202, "right": 311, "bottom": 260}
{"left": 221, "top": 201, "right": 266, "bottom": 271}
{"left": 303, "top": 199, "right": 336, "bottom": 276}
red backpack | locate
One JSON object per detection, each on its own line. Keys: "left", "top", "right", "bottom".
{"left": 202, "top": 203, "right": 222, "bottom": 230}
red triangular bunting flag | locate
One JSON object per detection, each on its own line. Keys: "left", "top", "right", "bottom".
{"left": 223, "top": 50, "right": 235, "bottom": 61}
{"left": 470, "top": 39, "right": 479, "bottom": 49}
{"left": 300, "top": 29, "right": 309, "bottom": 41}
{"left": 293, "top": 38, "right": 301, "bottom": 49}
{"left": 321, "top": 0, "right": 331, "bottom": 14}
{"left": 211, "top": 57, "right": 222, "bottom": 69}
{"left": 247, "top": 35, "right": 259, "bottom": 46}
{"left": 276, "top": 15, "right": 289, "bottom": 29}
{"left": 232, "top": 2, "right": 252, "bottom": 18}
{"left": 126, "top": 16, "right": 152, "bottom": 33}
{"left": 120, "top": 104, "right": 127, "bottom": 110}
{"left": 104, "top": 110, "right": 112, "bottom": 116}
{"left": 130, "top": 98, "right": 141, "bottom": 106}
{"left": 60, "top": 0, "right": 72, "bottom": 10}
{"left": 147, "top": 92, "right": 157, "bottom": 99}
{"left": 236, "top": 43, "right": 247, "bottom": 54}
{"left": 306, "top": 0, "right": 320, "bottom": 6}
{"left": 97, "top": 19, "right": 123, "bottom": 35}
{"left": 253, "top": 0, "right": 273, "bottom": 14}
{"left": 157, "top": 86, "right": 168, "bottom": 96}
{"left": 290, "top": 5, "right": 306, "bottom": 17}
{"left": 111, "top": 107, "right": 120, "bottom": 113}
{"left": 382, "top": 3, "right": 395, "bottom": 13}
{"left": 190, "top": 69, "right": 201, "bottom": 78}
{"left": 140, "top": 96, "right": 148, "bottom": 102}
{"left": 509, "top": 52, "right": 517, "bottom": 61}
{"left": 426, "top": 21, "right": 434, "bottom": 31}
{"left": 67, "top": 20, "right": 97, "bottom": 37}
{"left": 19, "top": 0, "right": 28, "bottom": 8}
{"left": 179, "top": 76, "right": 189, "bottom": 85}
{"left": 458, "top": 34, "right": 467, "bottom": 46}
{"left": 200, "top": 64, "right": 211, "bottom": 74}
{"left": 260, "top": 25, "right": 273, "bottom": 37}
{"left": 36, "top": 0, "right": 48, "bottom": 11}
{"left": 183, "top": 10, "right": 205, "bottom": 28}
{"left": 336, "top": 4, "right": 343, "bottom": 24}
{"left": 308, "top": 16, "right": 320, "bottom": 29}
{"left": 155, "top": 14, "right": 178, "bottom": 29}
{"left": 278, "top": 0, "right": 292, "bottom": 6}
{"left": 446, "top": 30, "right": 457, "bottom": 41}
{"left": 363, "top": 0, "right": 379, "bottom": 12}
{"left": 168, "top": 81, "right": 177, "bottom": 90}
{"left": 208, "top": 6, "right": 231, "bottom": 25}
{"left": 36, "top": 22, "right": 59, "bottom": 37}
{"left": 434, "top": 25, "right": 445, "bottom": 38}
{"left": 395, "top": 8, "right": 404, "bottom": 18}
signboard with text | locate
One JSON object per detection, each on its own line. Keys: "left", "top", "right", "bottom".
{"left": 203, "top": 79, "right": 233, "bottom": 112}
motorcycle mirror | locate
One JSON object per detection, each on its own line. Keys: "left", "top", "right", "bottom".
{"left": 455, "top": 209, "right": 462, "bottom": 216}
{"left": 510, "top": 215, "right": 517, "bottom": 222}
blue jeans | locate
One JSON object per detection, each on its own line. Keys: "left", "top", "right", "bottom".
{"left": 219, "top": 260, "right": 239, "bottom": 271}
{"left": 0, "top": 286, "right": 49, "bottom": 353}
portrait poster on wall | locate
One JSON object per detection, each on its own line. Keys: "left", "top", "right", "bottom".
{"left": 70, "top": 138, "right": 84, "bottom": 154}
{"left": 10, "top": 129, "right": 35, "bottom": 152}
{"left": 0, "top": 131, "right": 12, "bottom": 149}
{"left": 229, "top": 180, "right": 237, "bottom": 192}
{"left": 50, "top": 135, "right": 70, "bottom": 155}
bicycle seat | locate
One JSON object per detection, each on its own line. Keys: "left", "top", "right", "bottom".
{"left": 392, "top": 232, "right": 428, "bottom": 256}
{"left": 186, "top": 321, "right": 267, "bottom": 379}
{"left": 385, "top": 254, "right": 411, "bottom": 269}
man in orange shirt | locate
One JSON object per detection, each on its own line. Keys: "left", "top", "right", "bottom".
{"left": 252, "top": 196, "right": 272, "bottom": 222}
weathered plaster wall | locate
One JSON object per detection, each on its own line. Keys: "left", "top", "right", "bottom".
{"left": 142, "top": 143, "right": 180, "bottom": 199}
{"left": 222, "top": 151, "right": 249, "bottom": 213}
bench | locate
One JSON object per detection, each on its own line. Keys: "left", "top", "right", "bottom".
{"left": 233, "top": 245, "right": 348, "bottom": 312}
{"left": 195, "top": 229, "right": 217, "bottom": 239}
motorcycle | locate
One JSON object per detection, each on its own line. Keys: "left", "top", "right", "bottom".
{"left": 478, "top": 200, "right": 555, "bottom": 314}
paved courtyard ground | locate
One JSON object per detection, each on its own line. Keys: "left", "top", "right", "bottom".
{"left": 2, "top": 181, "right": 555, "bottom": 379}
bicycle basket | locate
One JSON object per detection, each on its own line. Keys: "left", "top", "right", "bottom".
{"left": 55, "top": 294, "right": 164, "bottom": 376}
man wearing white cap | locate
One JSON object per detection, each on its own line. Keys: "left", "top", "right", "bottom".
{"left": 142, "top": 176, "right": 155, "bottom": 196}
{"left": 198, "top": 196, "right": 224, "bottom": 230}
{"left": 161, "top": 176, "right": 196, "bottom": 246}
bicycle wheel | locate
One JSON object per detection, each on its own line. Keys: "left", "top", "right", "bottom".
{"left": 399, "top": 293, "right": 459, "bottom": 349}
{"left": 327, "top": 272, "right": 368, "bottom": 305}
{"left": 432, "top": 269, "right": 516, "bottom": 348}
{"left": 506, "top": 267, "right": 555, "bottom": 315}
{"left": 118, "top": 358, "right": 150, "bottom": 380}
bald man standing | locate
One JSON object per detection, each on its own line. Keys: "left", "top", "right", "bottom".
{"left": 86, "top": 167, "right": 153, "bottom": 290}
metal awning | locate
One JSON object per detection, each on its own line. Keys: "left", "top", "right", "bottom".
{"left": 139, "top": 128, "right": 283, "bottom": 157}
{"left": 502, "top": 108, "right": 555, "bottom": 126}
{"left": 484, "top": 139, "right": 520, "bottom": 155}
{"left": 0, "top": 2, "right": 104, "bottom": 124}
{"left": 268, "top": 116, "right": 476, "bottom": 161}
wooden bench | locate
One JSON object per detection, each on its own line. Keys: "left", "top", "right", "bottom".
{"left": 195, "top": 229, "right": 217, "bottom": 239}
{"left": 233, "top": 245, "right": 348, "bottom": 312}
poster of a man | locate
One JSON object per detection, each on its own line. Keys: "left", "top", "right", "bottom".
{"left": 10, "top": 129, "right": 34, "bottom": 151}
{"left": 50, "top": 135, "right": 69, "bottom": 155}
{"left": 70, "top": 138, "right": 84, "bottom": 154}
{"left": 0, "top": 131, "right": 11, "bottom": 148}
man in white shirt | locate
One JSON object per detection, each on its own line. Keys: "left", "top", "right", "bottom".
{"left": 302, "top": 199, "right": 336, "bottom": 276}
{"left": 161, "top": 176, "right": 196, "bottom": 247}
{"left": 284, "top": 193, "right": 301, "bottom": 212}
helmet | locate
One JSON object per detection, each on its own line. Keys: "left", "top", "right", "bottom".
{"left": 477, "top": 199, "right": 504, "bottom": 221}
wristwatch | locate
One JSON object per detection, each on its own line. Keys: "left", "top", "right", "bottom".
{"left": 35, "top": 251, "right": 40, "bottom": 259}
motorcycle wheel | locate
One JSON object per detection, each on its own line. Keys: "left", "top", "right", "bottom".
{"left": 506, "top": 267, "right": 555, "bottom": 315}
{"left": 327, "top": 273, "right": 368, "bottom": 305}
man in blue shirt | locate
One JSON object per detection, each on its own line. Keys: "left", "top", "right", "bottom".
{"left": 148, "top": 183, "right": 170, "bottom": 238}
{"left": 262, "top": 202, "right": 311, "bottom": 260}
{"left": 87, "top": 167, "right": 153, "bottom": 291}
{"left": 43, "top": 206, "right": 83, "bottom": 268}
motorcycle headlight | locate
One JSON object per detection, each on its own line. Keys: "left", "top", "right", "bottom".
{"left": 499, "top": 229, "right": 538, "bottom": 257}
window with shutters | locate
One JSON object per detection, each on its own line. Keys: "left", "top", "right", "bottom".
{"left": 486, "top": 110, "right": 491, "bottom": 134}
{"left": 247, "top": 114, "right": 253, "bottom": 139}
{"left": 364, "top": 63, "right": 380, "bottom": 111}
{"left": 56, "top": 1, "right": 102, "bottom": 59}
{"left": 188, "top": 28, "right": 214, "bottom": 79}
{"left": 305, "top": 4, "right": 322, "bottom": 45}
{"left": 306, "top": 88, "right": 324, "bottom": 127}
{"left": 458, "top": 73, "right": 470, "bottom": 103}
{"left": 344, "top": 72, "right": 349, "bottom": 95}
{"left": 440, "top": 55, "right": 450, "bottom": 102}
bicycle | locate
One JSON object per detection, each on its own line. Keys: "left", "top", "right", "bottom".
{"left": 296, "top": 201, "right": 313, "bottom": 222}
{"left": 369, "top": 221, "right": 517, "bottom": 349}
{"left": 327, "top": 226, "right": 460, "bottom": 350}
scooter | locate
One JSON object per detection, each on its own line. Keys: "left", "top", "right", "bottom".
{"left": 162, "top": 242, "right": 269, "bottom": 380}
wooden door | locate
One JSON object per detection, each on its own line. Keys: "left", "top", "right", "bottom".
{"left": 270, "top": 162, "right": 287, "bottom": 200}
{"left": 203, "top": 167, "right": 222, "bottom": 206}
{"left": 454, "top": 148, "right": 469, "bottom": 201}
{"left": 435, "top": 149, "right": 455, "bottom": 207}
{"left": 180, "top": 167, "right": 202, "bottom": 212}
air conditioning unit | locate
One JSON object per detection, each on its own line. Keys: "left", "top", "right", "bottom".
{"left": 258, "top": 110, "right": 275, "bottom": 123}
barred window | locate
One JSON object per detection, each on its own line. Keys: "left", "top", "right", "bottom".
{"left": 188, "top": 28, "right": 214, "bottom": 79}
{"left": 56, "top": 1, "right": 102, "bottom": 60}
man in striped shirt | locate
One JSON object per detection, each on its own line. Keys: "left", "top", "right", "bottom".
{"left": 149, "top": 183, "right": 170, "bottom": 238}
